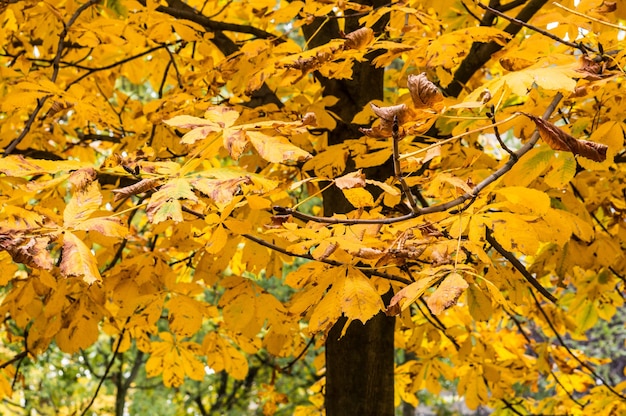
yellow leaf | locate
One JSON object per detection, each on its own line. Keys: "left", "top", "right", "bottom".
{"left": 247, "top": 131, "right": 312, "bottom": 163}
{"left": 495, "top": 186, "right": 550, "bottom": 216}
{"left": 74, "top": 216, "right": 128, "bottom": 237}
{"left": 64, "top": 182, "right": 102, "bottom": 229}
{"left": 247, "top": 194, "right": 272, "bottom": 210}
{"left": 575, "top": 300, "right": 598, "bottom": 333}
{"left": 146, "top": 179, "right": 195, "bottom": 224}
{"left": 386, "top": 276, "right": 439, "bottom": 315}
{"left": 60, "top": 232, "right": 101, "bottom": 284}
{"left": 302, "top": 145, "right": 348, "bottom": 177}
{"left": 342, "top": 187, "right": 375, "bottom": 208}
{"left": 426, "top": 272, "right": 468, "bottom": 315}
{"left": 467, "top": 284, "right": 493, "bottom": 321}
{"left": 340, "top": 266, "right": 384, "bottom": 324}
{"left": 0, "top": 155, "right": 90, "bottom": 177}
{"left": 192, "top": 176, "right": 252, "bottom": 205}
{"left": 308, "top": 283, "right": 341, "bottom": 334}
{"left": 146, "top": 333, "right": 204, "bottom": 387}
{"left": 202, "top": 332, "right": 249, "bottom": 380}
{"left": 167, "top": 295, "right": 203, "bottom": 337}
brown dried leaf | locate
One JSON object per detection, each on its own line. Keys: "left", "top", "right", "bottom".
{"left": 407, "top": 73, "right": 443, "bottom": 109}
{"left": 112, "top": 178, "right": 160, "bottom": 202}
{"left": 354, "top": 247, "right": 384, "bottom": 260}
{"left": 362, "top": 103, "right": 414, "bottom": 137}
{"left": 68, "top": 167, "right": 97, "bottom": 191}
{"left": 526, "top": 114, "right": 608, "bottom": 162}
{"left": 576, "top": 55, "right": 611, "bottom": 80}
{"left": 301, "top": 112, "right": 317, "bottom": 126}
{"left": 592, "top": 1, "right": 616, "bottom": 14}
{"left": 343, "top": 27, "right": 374, "bottom": 50}
{"left": 192, "top": 176, "right": 252, "bottom": 205}
{"left": 426, "top": 272, "right": 468, "bottom": 315}
{"left": 0, "top": 231, "right": 54, "bottom": 270}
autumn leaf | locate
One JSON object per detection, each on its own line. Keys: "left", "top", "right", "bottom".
{"left": 386, "top": 275, "right": 440, "bottom": 315}
{"left": 334, "top": 170, "right": 366, "bottom": 189}
{"left": 112, "top": 178, "right": 160, "bottom": 201}
{"left": 0, "top": 229, "right": 54, "bottom": 270}
{"left": 525, "top": 113, "right": 608, "bottom": 162}
{"left": 426, "top": 272, "right": 468, "bottom": 315}
{"left": 343, "top": 27, "right": 374, "bottom": 50}
{"left": 146, "top": 332, "right": 204, "bottom": 387}
{"left": 247, "top": 131, "right": 312, "bottom": 163}
{"left": 60, "top": 231, "right": 101, "bottom": 284}
{"left": 192, "top": 176, "right": 252, "bottom": 205}
{"left": 407, "top": 73, "right": 443, "bottom": 109}
{"left": 202, "top": 332, "right": 249, "bottom": 380}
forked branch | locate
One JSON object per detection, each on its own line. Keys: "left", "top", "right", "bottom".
{"left": 276, "top": 93, "right": 564, "bottom": 225}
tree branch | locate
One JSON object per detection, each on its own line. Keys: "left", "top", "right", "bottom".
{"left": 528, "top": 290, "right": 626, "bottom": 401}
{"left": 476, "top": 2, "right": 583, "bottom": 51}
{"left": 276, "top": 93, "right": 564, "bottom": 225}
{"left": 485, "top": 227, "right": 557, "bottom": 303}
{"left": 80, "top": 323, "right": 129, "bottom": 416}
{"left": 3, "top": 0, "right": 99, "bottom": 156}
{"left": 445, "top": 0, "right": 550, "bottom": 97}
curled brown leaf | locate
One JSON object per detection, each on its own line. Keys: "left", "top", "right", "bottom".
{"left": 525, "top": 114, "right": 608, "bottom": 162}
{"left": 407, "top": 73, "right": 443, "bottom": 109}
{"left": 361, "top": 103, "right": 414, "bottom": 137}
{"left": 112, "top": 178, "right": 160, "bottom": 201}
{"left": 343, "top": 27, "right": 374, "bottom": 50}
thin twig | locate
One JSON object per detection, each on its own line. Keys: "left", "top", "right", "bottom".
{"left": 80, "top": 322, "right": 130, "bottom": 416}
{"left": 486, "top": 228, "right": 557, "bottom": 303}
{"left": 476, "top": 2, "right": 586, "bottom": 51}
{"left": 242, "top": 233, "right": 412, "bottom": 285}
{"left": 528, "top": 289, "right": 626, "bottom": 401}
{"left": 3, "top": 0, "right": 99, "bottom": 156}
{"left": 281, "top": 336, "right": 316, "bottom": 372}
{"left": 0, "top": 351, "right": 27, "bottom": 371}
{"left": 488, "top": 106, "right": 516, "bottom": 158}
{"left": 552, "top": 2, "right": 626, "bottom": 31}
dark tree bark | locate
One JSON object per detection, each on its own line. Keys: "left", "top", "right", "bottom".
{"left": 301, "top": 2, "right": 395, "bottom": 415}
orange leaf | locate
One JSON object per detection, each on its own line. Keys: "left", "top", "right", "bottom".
{"left": 426, "top": 272, "right": 468, "bottom": 315}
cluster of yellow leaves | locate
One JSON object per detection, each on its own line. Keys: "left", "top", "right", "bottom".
{"left": 0, "top": 0, "right": 625, "bottom": 413}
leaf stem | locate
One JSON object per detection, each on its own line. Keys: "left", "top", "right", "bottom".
{"left": 392, "top": 115, "right": 419, "bottom": 212}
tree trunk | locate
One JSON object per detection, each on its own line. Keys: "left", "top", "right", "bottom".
{"left": 300, "top": 1, "right": 395, "bottom": 414}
